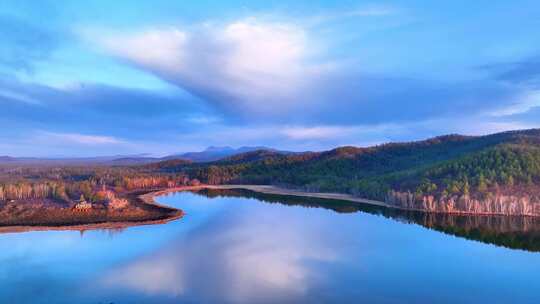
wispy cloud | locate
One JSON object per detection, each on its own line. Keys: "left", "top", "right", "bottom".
{"left": 347, "top": 7, "right": 397, "bottom": 17}
{"left": 303, "top": 5, "right": 398, "bottom": 26}
{"left": 479, "top": 55, "right": 540, "bottom": 88}
{"left": 35, "top": 131, "right": 124, "bottom": 145}
{"left": 0, "top": 89, "right": 42, "bottom": 105}
{"left": 281, "top": 126, "right": 350, "bottom": 140}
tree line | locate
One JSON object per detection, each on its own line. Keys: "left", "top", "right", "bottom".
{"left": 0, "top": 166, "right": 197, "bottom": 203}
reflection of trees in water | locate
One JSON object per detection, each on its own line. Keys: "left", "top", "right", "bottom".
{"left": 78, "top": 227, "right": 125, "bottom": 238}
{"left": 193, "top": 188, "right": 540, "bottom": 252}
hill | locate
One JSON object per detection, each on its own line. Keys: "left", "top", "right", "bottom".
{"left": 149, "top": 129, "right": 540, "bottom": 213}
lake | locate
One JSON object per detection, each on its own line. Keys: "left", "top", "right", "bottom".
{"left": 0, "top": 188, "right": 539, "bottom": 303}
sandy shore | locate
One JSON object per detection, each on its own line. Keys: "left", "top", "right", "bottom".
{"left": 148, "top": 184, "right": 397, "bottom": 209}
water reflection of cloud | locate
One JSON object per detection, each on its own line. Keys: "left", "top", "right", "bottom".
{"left": 100, "top": 205, "right": 337, "bottom": 303}
{"left": 101, "top": 255, "right": 185, "bottom": 296}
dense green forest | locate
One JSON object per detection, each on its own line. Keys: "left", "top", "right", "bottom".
{"left": 151, "top": 129, "right": 540, "bottom": 201}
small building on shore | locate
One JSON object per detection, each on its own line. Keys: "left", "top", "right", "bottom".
{"left": 74, "top": 195, "right": 92, "bottom": 211}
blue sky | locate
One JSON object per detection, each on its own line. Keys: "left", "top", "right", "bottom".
{"left": 1, "top": 0, "right": 540, "bottom": 156}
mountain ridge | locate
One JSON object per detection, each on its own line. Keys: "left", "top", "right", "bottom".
{"left": 162, "top": 146, "right": 290, "bottom": 163}
{"left": 0, "top": 146, "right": 289, "bottom": 166}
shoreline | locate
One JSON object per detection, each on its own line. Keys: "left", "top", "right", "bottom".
{"left": 2, "top": 183, "right": 537, "bottom": 234}
{"left": 0, "top": 215, "right": 184, "bottom": 234}
{"left": 153, "top": 184, "right": 540, "bottom": 217}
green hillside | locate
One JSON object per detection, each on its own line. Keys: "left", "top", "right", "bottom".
{"left": 150, "top": 129, "right": 540, "bottom": 200}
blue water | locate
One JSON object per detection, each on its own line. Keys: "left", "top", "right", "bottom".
{"left": 0, "top": 190, "right": 538, "bottom": 303}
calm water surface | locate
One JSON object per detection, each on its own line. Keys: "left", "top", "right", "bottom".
{"left": 1, "top": 189, "right": 540, "bottom": 304}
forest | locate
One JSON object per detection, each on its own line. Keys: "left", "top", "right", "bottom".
{"left": 0, "top": 165, "right": 198, "bottom": 205}
{"left": 153, "top": 129, "right": 540, "bottom": 202}
{"left": 2, "top": 129, "right": 540, "bottom": 208}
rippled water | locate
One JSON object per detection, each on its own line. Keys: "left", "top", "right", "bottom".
{"left": 0, "top": 189, "right": 539, "bottom": 303}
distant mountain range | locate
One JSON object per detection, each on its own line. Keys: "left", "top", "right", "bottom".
{"left": 0, "top": 146, "right": 289, "bottom": 166}
{"left": 0, "top": 156, "right": 15, "bottom": 162}
{"left": 162, "top": 146, "right": 288, "bottom": 163}
{"left": 0, "top": 154, "right": 156, "bottom": 166}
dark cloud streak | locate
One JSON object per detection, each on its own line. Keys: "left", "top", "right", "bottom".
{"left": 479, "top": 55, "right": 540, "bottom": 88}
{"left": 0, "top": 77, "right": 214, "bottom": 140}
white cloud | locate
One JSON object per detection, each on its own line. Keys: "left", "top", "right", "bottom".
{"left": 100, "top": 28, "right": 187, "bottom": 73}
{"left": 86, "top": 19, "right": 331, "bottom": 116}
{"left": 488, "top": 90, "right": 540, "bottom": 117}
{"left": 35, "top": 131, "right": 123, "bottom": 145}
{"left": 78, "top": 16, "right": 531, "bottom": 145}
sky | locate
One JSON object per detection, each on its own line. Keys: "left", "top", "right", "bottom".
{"left": 1, "top": 0, "right": 540, "bottom": 157}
